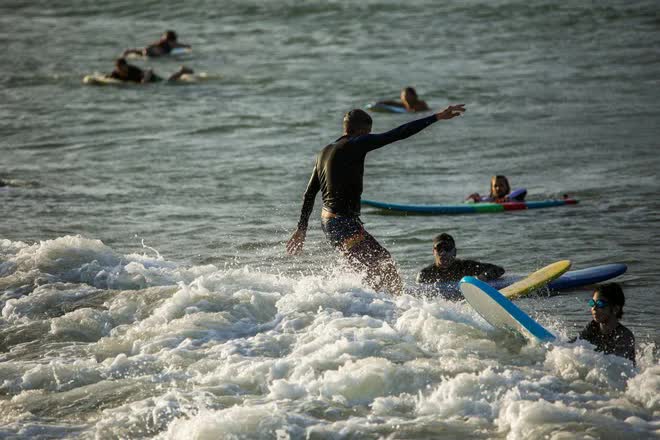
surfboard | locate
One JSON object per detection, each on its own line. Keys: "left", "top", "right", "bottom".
{"left": 475, "top": 188, "right": 527, "bottom": 202}
{"left": 424, "top": 263, "right": 627, "bottom": 300}
{"left": 500, "top": 260, "right": 571, "bottom": 299}
{"left": 544, "top": 263, "right": 627, "bottom": 290}
{"left": 361, "top": 198, "right": 578, "bottom": 215}
{"left": 83, "top": 72, "right": 203, "bottom": 86}
{"left": 82, "top": 74, "right": 126, "bottom": 85}
{"left": 459, "top": 276, "right": 556, "bottom": 341}
{"left": 365, "top": 102, "right": 409, "bottom": 114}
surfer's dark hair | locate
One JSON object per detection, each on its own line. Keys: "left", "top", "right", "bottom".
{"left": 595, "top": 283, "right": 625, "bottom": 318}
{"left": 403, "top": 87, "right": 418, "bottom": 98}
{"left": 165, "top": 30, "right": 178, "bottom": 41}
{"left": 115, "top": 57, "right": 127, "bottom": 66}
{"left": 343, "top": 109, "right": 372, "bottom": 135}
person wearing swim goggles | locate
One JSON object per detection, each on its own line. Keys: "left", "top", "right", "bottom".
{"left": 573, "top": 283, "right": 635, "bottom": 365}
{"left": 416, "top": 233, "right": 505, "bottom": 286}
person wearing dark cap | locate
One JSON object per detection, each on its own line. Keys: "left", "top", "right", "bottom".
{"left": 286, "top": 105, "right": 466, "bottom": 295}
{"left": 122, "top": 30, "right": 191, "bottom": 58}
{"left": 573, "top": 283, "right": 635, "bottom": 365}
{"left": 416, "top": 233, "right": 505, "bottom": 284}
{"left": 108, "top": 57, "right": 193, "bottom": 83}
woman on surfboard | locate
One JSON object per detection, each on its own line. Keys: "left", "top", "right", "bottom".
{"left": 466, "top": 175, "right": 527, "bottom": 203}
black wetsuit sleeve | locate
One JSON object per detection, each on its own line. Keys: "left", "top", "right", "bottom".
{"left": 353, "top": 114, "right": 438, "bottom": 152}
{"left": 416, "top": 265, "right": 437, "bottom": 283}
{"left": 576, "top": 322, "right": 595, "bottom": 341}
{"left": 296, "top": 166, "right": 321, "bottom": 230}
{"left": 477, "top": 262, "right": 505, "bottom": 280}
{"left": 462, "top": 260, "right": 505, "bottom": 280}
{"left": 614, "top": 327, "right": 636, "bottom": 365}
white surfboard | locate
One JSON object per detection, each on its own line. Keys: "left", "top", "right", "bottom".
{"left": 459, "top": 276, "right": 555, "bottom": 341}
{"left": 82, "top": 74, "right": 126, "bottom": 85}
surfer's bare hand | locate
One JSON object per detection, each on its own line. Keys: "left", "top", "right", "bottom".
{"left": 435, "top": 104, "right": 465, "bottom": 120}
{"left": 286, "top": 228, "right": 306, "bottom": 255}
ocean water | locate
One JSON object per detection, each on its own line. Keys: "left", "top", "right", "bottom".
{"left": 1, "top": 0, "right": 659, "bottom": 438}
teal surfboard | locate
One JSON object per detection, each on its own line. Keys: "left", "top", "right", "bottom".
{"left": 361, "top": 198, "right": 578, "bottom": 215}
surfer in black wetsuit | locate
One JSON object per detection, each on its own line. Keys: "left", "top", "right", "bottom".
{"left": 108, "top": 57, "right": 193, "bottom": 83}
{"left": 416, "top": 233, "right": 505, "bottom": 283}
{"left": 573, "top": 283, "right": 636, "bottom": 365}
{"left": 122, "top": 30, "right": 191, "bottom": 58}
{"left": 286, "top": 105, "right": 466, "bottom": 295}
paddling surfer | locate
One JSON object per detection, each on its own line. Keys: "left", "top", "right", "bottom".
{"left": 108, "top": 57, "right": 193, "bottom": 83}
{"left": 376, "top": 87, "right": 431, "bottom": 112}
{"left": 122, "top": 30, "right": 191, "bottom": 58}
{"left": 416, "top": 233, "right": 505, "bottom": 283}
{"left": 287, "top": 105, "right": 465, "bottom": 295}
{"left": 466, "top": 175, "right": 526, "bottom": 203}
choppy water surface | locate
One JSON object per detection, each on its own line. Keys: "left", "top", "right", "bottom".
{"left": 1, "top": 1, "right": 659, "bottom": 438}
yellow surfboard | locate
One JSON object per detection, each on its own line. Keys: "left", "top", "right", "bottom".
{"left": 500, "top": 260, "right": 571, "bottom": 299}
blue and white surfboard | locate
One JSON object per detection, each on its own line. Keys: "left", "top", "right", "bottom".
{"left": 459, "top": 276, "right": 555, "bottom": 341}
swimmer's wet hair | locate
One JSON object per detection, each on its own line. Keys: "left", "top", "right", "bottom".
{"left": 343, "top": 109, "right": 372, "bottom": 135}
{"left": 403, "top": 87, "right": 418, "bottom": 98}
{"left": 595, "top": 282, "right": 625, "bottom": 318}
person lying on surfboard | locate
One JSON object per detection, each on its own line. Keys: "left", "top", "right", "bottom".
{"left": 287, "top": 105, "right": 465, "bottom": 295}
{"left": 466, "top": 175, "right": 527, "bottom": 203}
{"left": 107, "top": 58, "right": 193, "bottom": 83}
{"left": 416, "top": 233, "right": 505, "bottom": 283}
{"left": 376, "top": 87, "right": 431, "bottom": 112}
{"left": 122, "top": 30, "right": 191, "bottom": 58}
{"left": 571, "top": 283, "right": 635, "bottom": 365}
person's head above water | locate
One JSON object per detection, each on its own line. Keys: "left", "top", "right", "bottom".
{"left": 591, "top": 283, "right": 625, "bottom": 324}
{"left": 162, "top": 30, "right": 178, "bottom": 42}
{"left": 343, "top": 109, "right": 373, "bottom": 136}
{"left": 490, "top": 175, "right": 511, "bottom": 199}
{"left": 400, "top": 87, "right": 419, "bottom": 105}
{"left": 114, "top": 57, "right": 129, "bottom": 73}
{"left": 433, "top": 233, "right": 457, "bottom": 268}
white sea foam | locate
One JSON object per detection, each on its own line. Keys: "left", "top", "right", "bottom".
{"left": 0, "top": 237, "right": 657, "bottom": 439}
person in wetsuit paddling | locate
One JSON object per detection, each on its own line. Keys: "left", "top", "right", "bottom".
{"left": 108, "top": 57, "right": 193, "bottom": 83}
{"left": 122, "top": 30, "right": 191, "bottom": 58}
{"left": 416, "top": 233, "right": 505, "bottom": 284}
{"left": 377, "top": 87, "right": 431, "bottom": 112}
{"left": 286, "top": 105, "right": 466, "bottom": 295}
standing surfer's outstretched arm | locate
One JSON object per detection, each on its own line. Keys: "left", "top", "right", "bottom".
{"left": 287, "top": 166, "right": 320, "bottom": 255}
{"left": 357, "top": 104, "right": 466, "bottom": 152}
